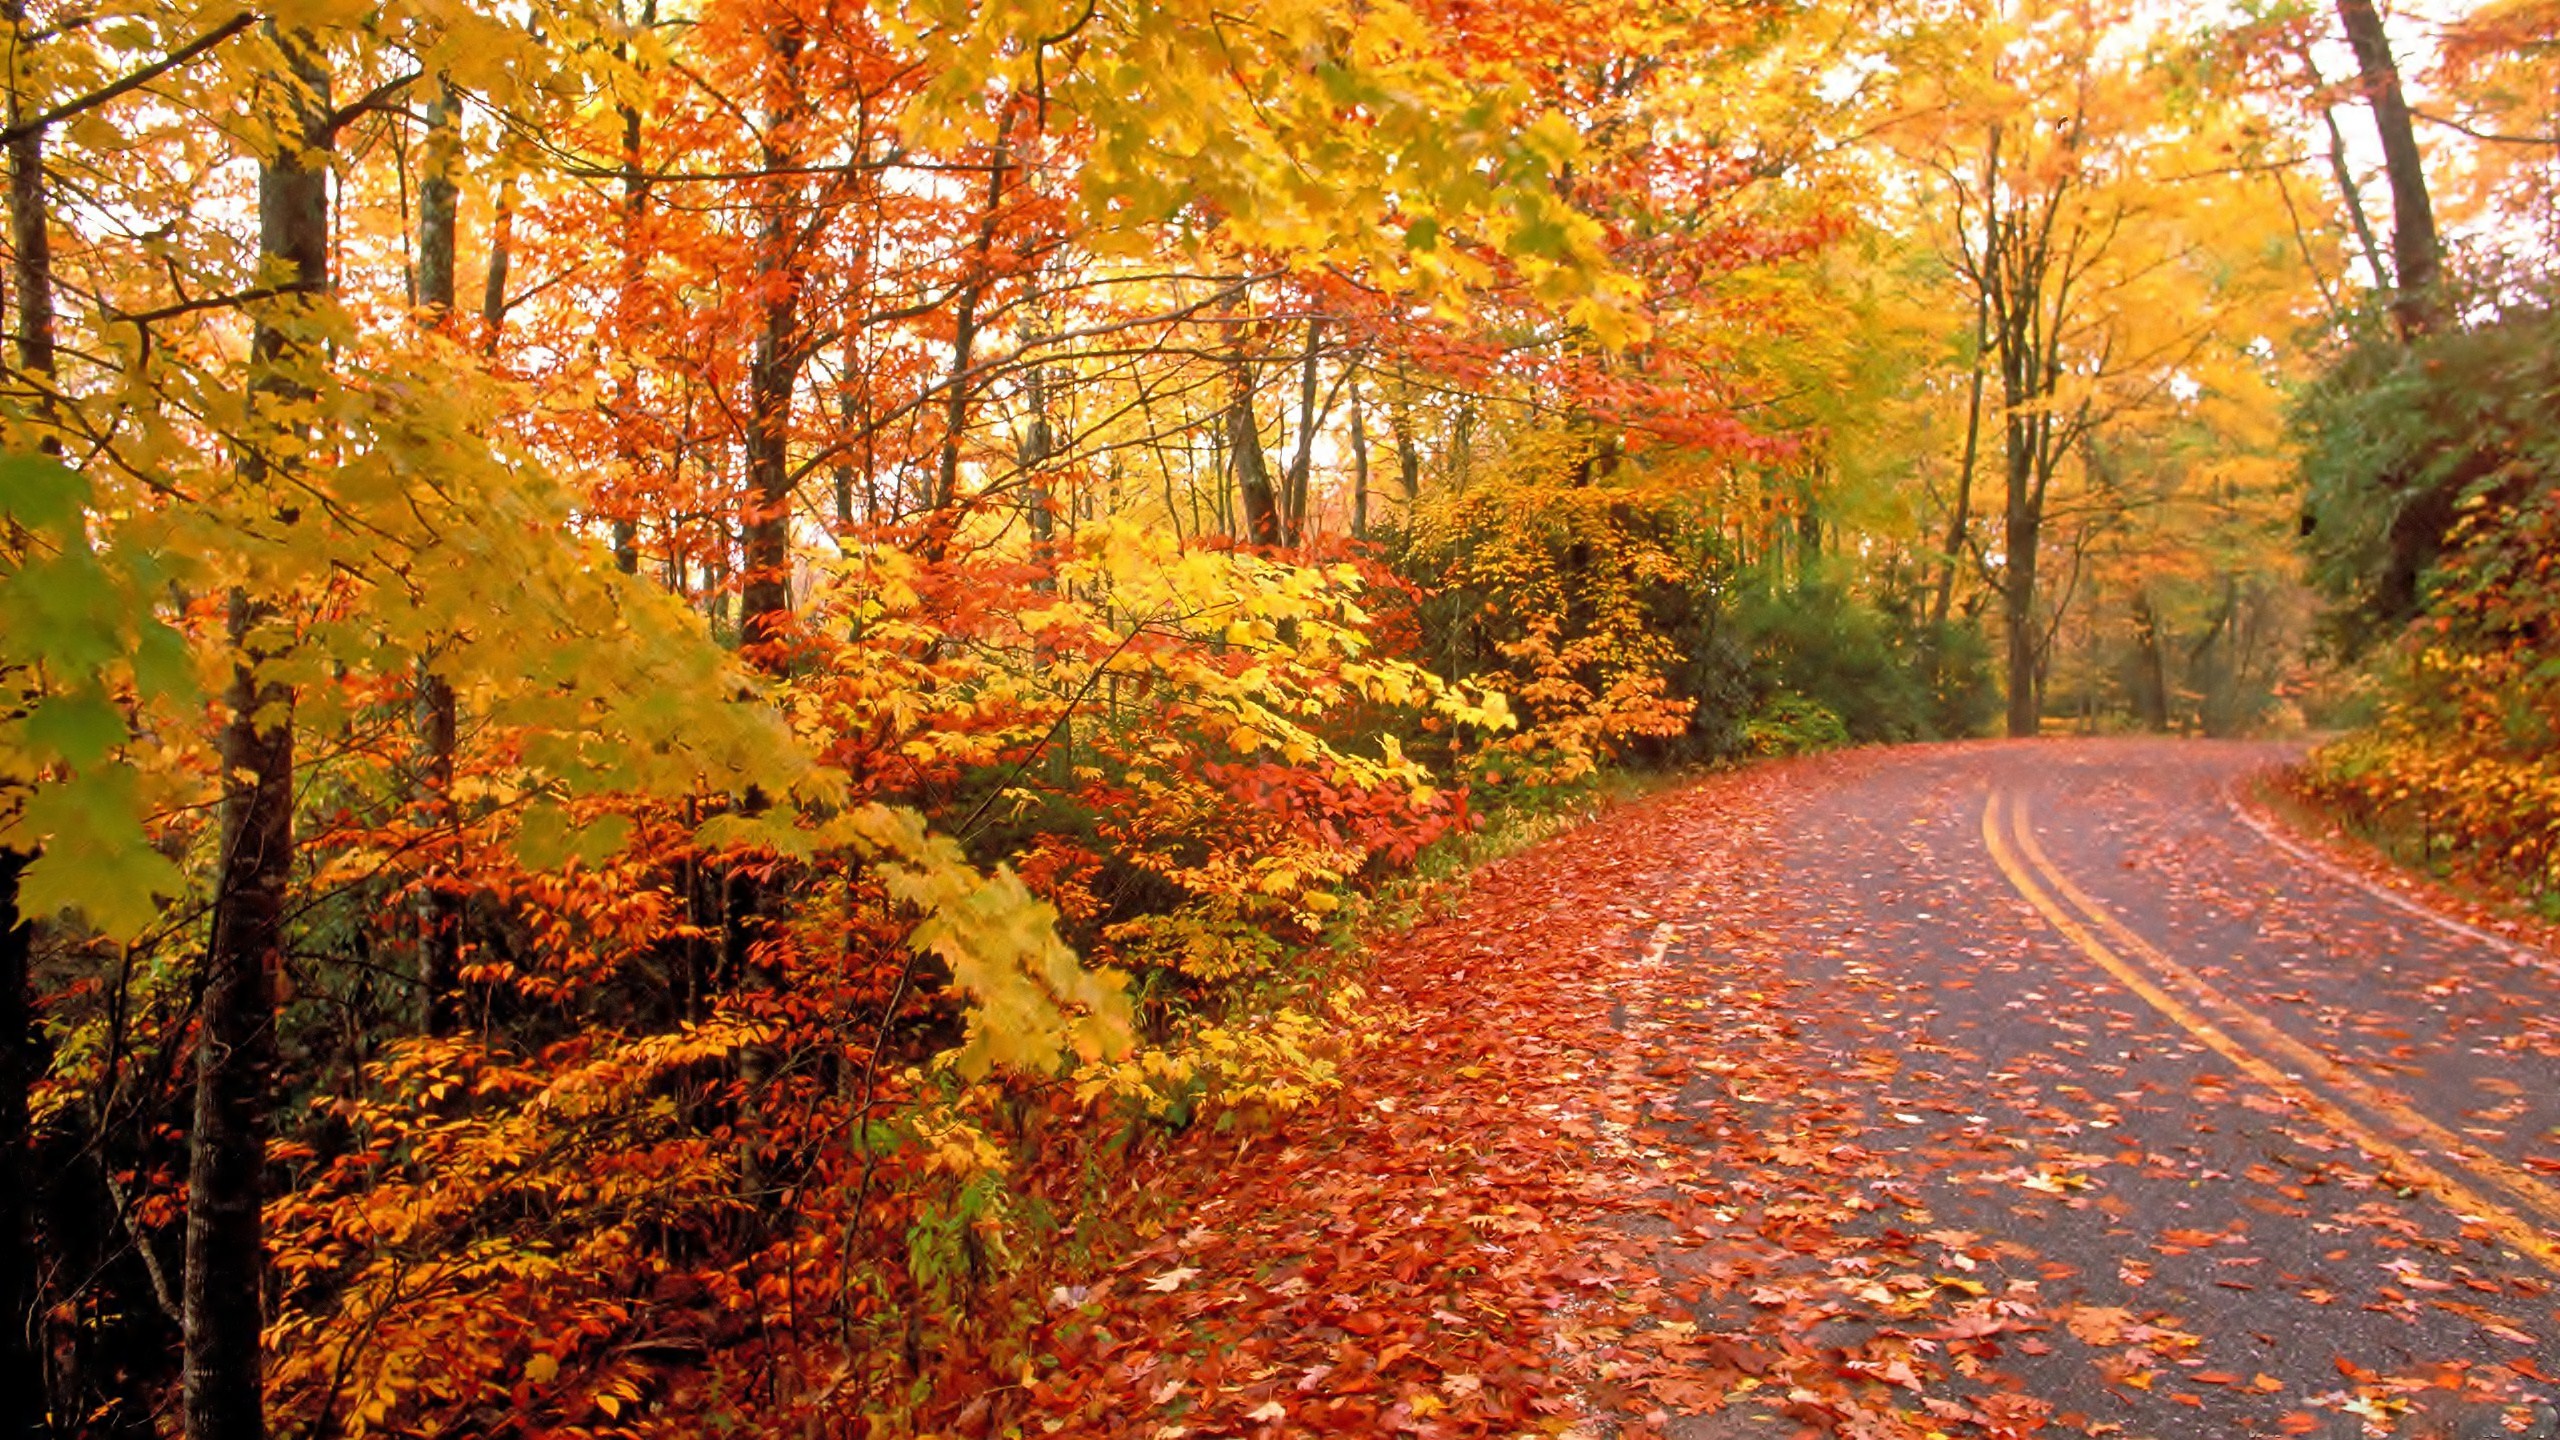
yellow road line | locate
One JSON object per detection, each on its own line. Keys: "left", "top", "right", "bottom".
{"left": 1980, "top": 790, "right": 2560, "bottom": 1278}
{"left": 2010, "top": 795, "right": 2560, "bottom": 1231}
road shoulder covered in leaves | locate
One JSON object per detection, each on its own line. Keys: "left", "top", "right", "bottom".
{"left": 1011, "top": 765, "right": 1780, "bottom": 1437}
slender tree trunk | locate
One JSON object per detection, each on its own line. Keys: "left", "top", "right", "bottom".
{"left": 412, "top": 81, "right": 463, "bottom": 1036}
{"left": 1227, "top": 346, "right": 1282, "bottom": 547}
{"left": 1348, "top": 387, "right": 1369, "bottom": 541}
{"left": 1931, "top": 297, "right": 1988, "bottom": 637}
{"left": 1389, "top": 361, "right": 1421, "bottom": 502}
{"left": 185, "top": 30, "right": 329, "bottom": 1440}
{"left": 8, "top": 80, "right": 55, "bottom": 416}
{"left": 609, "top": 0, "right": 655, "bottom": 575}
{"left": 926, "top": 116, "right": 1016, "bottom": 557}
{"left": 2335, "top": 0, "right": 2442, "bottom": 330}
{"left": 1282, "top": 318, "right": 1321, "bottom": 545}
{"left": 477, "top": 173, "right": 514, "bottom": 355}
{"left": 1019, "top": 341, "right": 1055, "bottom": 568}
{"left": 2000, "top": 415, "right": 2043, "bottom": 738}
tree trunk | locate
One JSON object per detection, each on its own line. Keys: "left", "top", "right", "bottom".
{"left": 1930, "top": 294, "right": 1988, "bottom": 638}
{"left": 477, "top": 173, "right": 514, "bottom": 355}
{"left": 1389, "top": 362, "right": 1421, "bottom": 502}
{"left": 0, "top": 847, "right": 42, "bottom": 1440}
{"left": 185, "top": 29, "right": 330, "bottom": 1440}
{"left": 2129, "top": 590, "right": 2171, "bottom": 732}
{"left": 1348, "top": 387, "right": 1369, "bottom": 541}
{"left": 926, "top": 116, "right": 1016, "bottom": 558}
{"left": 2001, "top": 430, "right": 2042, "bottom": 739}
{"left": 9, "top": 93, "right": 55, "bottom": 415}
{"left": 1282, "top": 318, "right": 1321, "bottom": 545}
{"left": 189, "top": 592, "right": 296, "bottom": 1440}
{"left": 414, "top": 82, "right": 458, "bottom": 322}
{"left": 1227, "top": 349, "right": 1282, "bottom": 547}
{"left": 3, "top": 19, "right": 58, "bottom": 1423}
{"left": 2335, "top": 0, "right": 2442, "bottom": 330}
{"left": 1019, "top": 344, "right": 1055, "bottom": 567}
{"left": 413, "top": 80, "right": 464, "bottom": 1036}
{"left": 609, "top": 0, "right": 655, "bottom": 575}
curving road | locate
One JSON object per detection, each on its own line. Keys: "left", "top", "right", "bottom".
{"left": 1633, "top": 739, "right": 2560, "bottom": 1438}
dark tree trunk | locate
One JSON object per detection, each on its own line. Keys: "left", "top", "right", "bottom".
{"left": 738, "top": 17, "right": 808, "bottom": 655}
{"left": 2129, "top": 590, "right": 2171, "bottom": 732}
{"left": 2335, "top": 0, "right": 2442, "bottom": 330}
{"left": 188, "top": 593, "right": 295, "bottom": 1440}
{"left": 1227, "top": 352, "right": 1282, "bottom": 547}
{"left": 9, "top": 110, "right": 55, "bottom": 401}
{"left": 0, "top": 848, "right": 43, "bottom": 1440}
{"left": 477, "top": 174, "right": 513, "bottom": 355}
{"left": 3, "top": 17, "right": 59, "bottom": 1424}
{"left": 185, "top": 30, "right": 330, "bottom": 1440}
{"left": 2001, "top": 434, "right": 2043, "bottom": 739}
{"left": 1348, "top": 388, "right": 1369, "bottom": 541}
{"left": 2298, "top": 46, "right": 2396, "bottom": 294}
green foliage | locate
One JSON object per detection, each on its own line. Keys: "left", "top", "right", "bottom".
{"left": 2299, "top": 283, "right": 2560, "bottom": 900}
{"left": 1743, "top": 693, "right": 1852, "bottom": 756}
{"left": 2297, "top": 290, "right": 2560, "bottom": 653}
{"left": 0, "top": 453, "right": 195, "bottom": 939}
{"left": 1730, "top": 563, "right": 1935, "bottom": 746}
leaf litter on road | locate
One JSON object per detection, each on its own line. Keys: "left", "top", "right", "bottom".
{"left": 1016, "top": 743, "right": 2560, "bottom": 1439}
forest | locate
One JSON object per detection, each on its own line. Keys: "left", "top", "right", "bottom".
{"left": 1, "top": 0, "right": 2555, "bottom": 1433}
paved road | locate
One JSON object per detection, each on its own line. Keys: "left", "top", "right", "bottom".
{"left": 1627, "top": 739, "right": 2560, "bottom": 1438}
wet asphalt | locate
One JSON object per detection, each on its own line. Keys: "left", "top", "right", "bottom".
{"left": 1644, "top": 739, "right": 2560, "bottom": 1439}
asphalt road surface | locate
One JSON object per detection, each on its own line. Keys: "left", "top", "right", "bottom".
{"left": 1634, "top": 739, "right": 2560, "bottom": 1439}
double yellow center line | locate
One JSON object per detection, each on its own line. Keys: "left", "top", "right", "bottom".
{"left": 1981, "top": 789, "right": 2560, "bottom": 1278}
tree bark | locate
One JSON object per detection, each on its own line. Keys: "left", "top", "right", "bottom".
{"left": 2129, "top": 589, "right": 2171, "bottom": 731}
{"left": 1348, "top": 387, "right": 1369, "bottom": 541}
{"left": 2334, "top": 0, "right": 2442, "bottom": 330}
{"left": 414, "top": 82, "right": 458, "bottom": 322}
{"left": 737, "top": 17, "right": 809, "bottom": 652}
{"left": 185, "top": 28, "right": 329, "bottom": 1440}
{"left": 1227, "top": 347, "right": 1282, "bottom": 547}
{"left": 3, "top": 16, "right": 59, "bottom": 1422}
{"left": 9, "top": 92, "right": 55, "bottom": 407}
{"left": 477, "top": 173, "right": 514, "bottom": 355}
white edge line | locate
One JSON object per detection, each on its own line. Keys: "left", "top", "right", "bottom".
{"left": 2224, "top": 786, "right": 2560, "bottom": 978}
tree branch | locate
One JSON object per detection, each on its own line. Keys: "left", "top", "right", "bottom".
{"left": 0, "top": 12, "right": 254, "bottom": 144}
